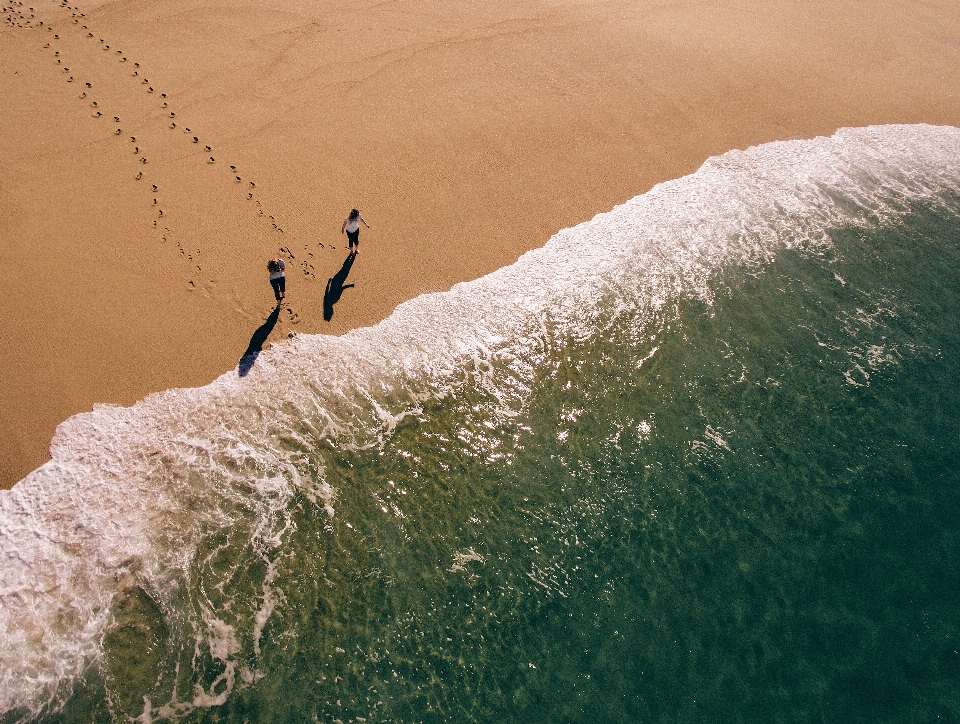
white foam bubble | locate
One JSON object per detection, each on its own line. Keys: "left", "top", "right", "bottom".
{"left": 2, "top": 124, "right": 960, "bottom": 719}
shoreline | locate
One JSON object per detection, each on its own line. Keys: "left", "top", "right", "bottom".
{"left": 3, "top": 0, "right": 960, "bottom": 488}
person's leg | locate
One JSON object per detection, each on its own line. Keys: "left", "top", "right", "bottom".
{"left": 278, "top": 276, "right": 286, "bottom": 299}
{"left": 347, "top": 229, "right": 359, "bottom": 253}
{"left": 270, "top": 278, "right": 281, "bottom": 301}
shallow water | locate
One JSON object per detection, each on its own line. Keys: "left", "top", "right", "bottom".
{"left": 3, "top": 125, "right": 960, "bottom": 723}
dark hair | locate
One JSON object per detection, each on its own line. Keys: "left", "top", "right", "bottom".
{"left": 349, "top": 209, "right": 359, "bottom": 220}
{"left": 267, "top": 258, "right": 280, "bottom": 272}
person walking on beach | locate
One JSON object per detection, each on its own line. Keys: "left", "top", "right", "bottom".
{"left": 341, "top": 209, "right": 369, "bottom": 255}
{"left": 267, "top": 257, "right": 285, "bottom": 301}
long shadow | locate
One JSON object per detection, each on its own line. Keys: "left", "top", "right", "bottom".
{"left": 323, "top": 253, "right": 356, "bottom": 322}
{"left": 238, "top": 303, "right": 282, "bottom": 377}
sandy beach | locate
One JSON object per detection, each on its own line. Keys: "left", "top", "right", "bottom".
{"left": 1, "top": 0, "right": 959, "bottom": 488}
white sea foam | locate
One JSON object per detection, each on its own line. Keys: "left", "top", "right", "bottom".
{"left": 2, "top": 124, "right": 960, "bottom": 720}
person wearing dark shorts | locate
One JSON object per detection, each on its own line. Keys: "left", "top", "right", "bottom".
{"left": 341, "top": 208, "right": 369, "bottom": 254}
{"left": 268, "top": 257, "right": 285, "bottom": 301}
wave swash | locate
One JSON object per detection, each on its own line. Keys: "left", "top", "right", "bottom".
{"left": 2, "top": 124, "right": 960, "bottom": 721}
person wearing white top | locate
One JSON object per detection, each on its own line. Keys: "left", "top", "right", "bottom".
{"left": 341, "top": 208, "right": 370, "bottom": 255}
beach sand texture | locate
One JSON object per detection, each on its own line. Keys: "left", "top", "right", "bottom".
{"left": 1, "top": 0, "right": 959, "bottom": 488}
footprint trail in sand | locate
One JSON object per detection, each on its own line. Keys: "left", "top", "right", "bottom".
{"left": 5, "top": 0, "right": 338, "bottom": 305}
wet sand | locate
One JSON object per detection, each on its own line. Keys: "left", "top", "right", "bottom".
{"left": 2, "top": 0, "right": 960, "bottom": 487}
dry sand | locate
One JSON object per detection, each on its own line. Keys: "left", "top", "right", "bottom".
{"left": 2, "top": 0, "right": 960, "bottom": 487}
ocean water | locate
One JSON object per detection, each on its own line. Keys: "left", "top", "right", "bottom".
{"left": 2, "top": 124, "right": 960, "bottom": 723}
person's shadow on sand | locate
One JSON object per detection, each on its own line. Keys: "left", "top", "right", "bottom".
{"left": 323, "top": 254, "right": 356, "bottom": 322}
{"left": 238, "top": 303, "right": 281, "bottom": 377}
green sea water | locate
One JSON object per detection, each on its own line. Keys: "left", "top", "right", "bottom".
{"left": 43, "top": 192, "right": 960, "bottom": 724}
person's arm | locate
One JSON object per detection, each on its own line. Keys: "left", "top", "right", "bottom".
{"left": 360, "top": 214, "right": 370, "bottom": 228}
{"left": 341, "top": 218, "right": 347, "bottom": 233}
